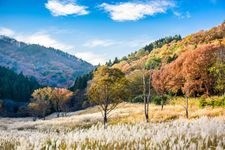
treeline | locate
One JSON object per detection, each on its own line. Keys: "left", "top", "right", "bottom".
{"left": 0, "top": 66, "right": 40, "bottom": 102}
{"left": 104, "top": 35, "right": 182, "bottom": 67}
{"left": 143, "top": 35, "right": 181, "bottom": 52}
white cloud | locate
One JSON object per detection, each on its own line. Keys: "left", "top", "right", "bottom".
{"left": 0, "top": 27, "right": 15, "bottom": 37}
{"left": 100, "top": 0, "right": 174, "bottom": 21}
{"left": 16, "top": 32, "right": 73, "bottom": 50}
{"left": 45, "top": 0, "right": 89, "bottom": 16}
{"left": 75, "top": 51, "right": 107, "bottom": 65}
{"left": 173, "top": 11, "right": 191, "bottom": 19}
{"left": 83, "top": 39, "right": 114, "bottom": 48}
{"left": 125, "top": 39, "right": 153, "bottom": 48}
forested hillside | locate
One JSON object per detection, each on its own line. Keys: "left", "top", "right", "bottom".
{"left": 113, "top": 22, "right": 225, "bottom": 73}
{"left": 0, "top": 66, "right": 40, "bottom": 102}
{"left": 0, "top": 36, "right": 94, "bottom": 87}
{"left": 109, "top": 22, "right": 225, "bottom": 103}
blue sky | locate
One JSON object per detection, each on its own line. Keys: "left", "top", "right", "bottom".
{"left": 0, "top": 0, "right": 225, "bottom": 65}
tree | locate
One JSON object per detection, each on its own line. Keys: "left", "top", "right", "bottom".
{"left": 181, "top": 45, "right": 218, "bottom": 96}
{"left": 106, "top": 59, "right": 112, "bottom": 66}
{"left": 30, "top": 87, "right": 74, "bottom": 119}
{"left": 151, "top": 69, "right": 168, "bottom": 110}
{"left": 30, "top": 87, "right": 53, "bottom": 119}
{"left": 51, "top": 88, "right": 73, "bottom": 117}
{"left": 113, "top": 57, "right": 119, "bottom": 65}
{"left": 87, "top": 66, "right": 129, "bottom": 127}
{"left": 209, "top": 48, "right": 225, "bottom": 95}
{"left": 28, "top": 102, "right": 41, "bottom": 121}
{"left": 126, "top": 58, "right": 152, "bottom": 122}
{"left": 126, "top": 70, "right": 145, "bottom": 102}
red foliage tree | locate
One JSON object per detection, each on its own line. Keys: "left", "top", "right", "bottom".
{"left": 152, "top": 44, "right": 223, "bottom": 97}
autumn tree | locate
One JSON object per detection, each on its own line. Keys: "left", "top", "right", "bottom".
{"left": 30, "top": 87, "right": 73, "bottom": 118}
{"left": 51, "top": 88, "right": 73, "bottom": 117}
{"left": 181, "top": 45, "right": 219, "bottom": 97}
{"left": 30, "top": 87, "right": 53, "bottom": 119}
{"left": 152, "top": 44, "right": 223, "bottom": 118}
{"left": 126, "top": 57, "right": 152, "bottom": 122}
{"left": 87, "top": 66, "right": 129, "bottom": 127}
{"left": 28, "top": 102, "right": 41, "bottom": 121}
{"left": 151, "top": 69, "right": 169, "bottom": 110}
{"left": 209, "top": 47, "right": 225, "bottom": 95}
{"left": 126, "top": 70, "right": 145, "bottom": 102}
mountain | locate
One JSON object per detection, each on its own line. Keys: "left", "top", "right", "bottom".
{"left": 0, "top": 36, "right": 94, "bottom": 87}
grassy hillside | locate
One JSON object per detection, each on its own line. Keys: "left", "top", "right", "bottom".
{"left": 0, "top": 36, "right": 94, "bottom": 87}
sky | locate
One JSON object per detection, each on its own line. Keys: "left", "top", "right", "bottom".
{"left": 0, "top": 0, "right": 225, "bottom": 65}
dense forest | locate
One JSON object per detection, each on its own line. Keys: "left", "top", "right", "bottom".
{"left": 0, "top": 66, "right": 40, "bottom": 102}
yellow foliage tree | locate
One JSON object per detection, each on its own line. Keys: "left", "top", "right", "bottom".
{"left": 87, "top": 66, "right": 129, "bottom": 127}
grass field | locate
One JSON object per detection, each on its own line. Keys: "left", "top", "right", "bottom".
{"left": 0, "top": 99, "right": 225, "bottom": 149}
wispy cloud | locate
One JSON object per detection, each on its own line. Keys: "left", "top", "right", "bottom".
{"left": 173, "top": 11, "right": 191, "bottom": 19}
{"left": 100, "top": 0, "right": 175, "bottom": 21}
{"left": 83, "top": 39, "right": 114, "bottom": 48}
{"left": 75, "top": 51, "right": 107, "bottom": 65}
{"left": 0, "top": 27, "right": 15, "bottom": 37}
{"left": 45, "top": 0, "right": 89, "bottom": 16}
{"left": 16, "top": 32, "right": 73, "bottom": 50}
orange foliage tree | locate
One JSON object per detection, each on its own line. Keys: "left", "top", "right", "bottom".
{"left": 152, "top": 44, "right": 224, "bottom": 117}
{"left": 152, "top": 44, "right": 222, "bottom": 97}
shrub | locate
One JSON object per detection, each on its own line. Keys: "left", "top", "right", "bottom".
{"left": 152, "top": 96, "right": 162, "bottom": 105}
{"left": 199, "top": 97, "right": 207, "bottom": 108}
{"left": 199, "top": 95, "right": 225, "bottom": 108}
{"left": 130, "top": 95, "right": 143, "bottom": 103}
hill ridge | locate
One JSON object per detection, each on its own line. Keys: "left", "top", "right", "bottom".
{"left": 0, "top": 35, "right": 94, "bottom": 87}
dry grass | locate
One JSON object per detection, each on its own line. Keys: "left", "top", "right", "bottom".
{"left": 0, "top": 101, "right": 224, "bottom": 131}
{"left": 0, "top": 101, "right": 224, "bottom": 149}
{"left": 110, "top": 103, "right": 225, "bottom": 125}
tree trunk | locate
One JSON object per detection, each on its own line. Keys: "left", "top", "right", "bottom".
{"left": 103, "top": 109, "right": 107, "bottom": 129}
{"left": 57, "top": 104, "right": 60, "bottom": 117}
{"left": 143, "top": 72, "right": 148, "bottom": 122}
{"left": 33, "top": 116, "right": 37, "bottom": 121}
{"left": 146, "top": 71, "right": 151, "bottom": 123}
{"left": 161, "top": 98, "right": 164, "bottom": 110}
{"left": 43, "top": 111, "right": 46, "bottom": 120}
{"left": 185, "top": 96, "right": 189, "bottom": 118}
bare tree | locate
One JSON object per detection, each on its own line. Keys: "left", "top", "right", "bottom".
{"left": 142, "top": 68, "right": 152, "bottom": 122}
